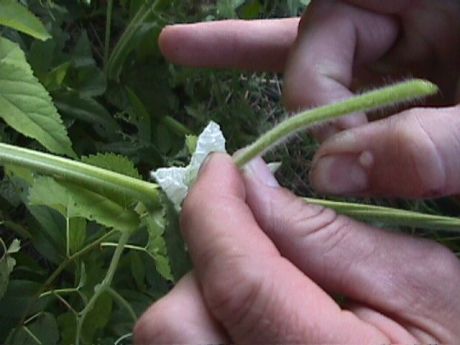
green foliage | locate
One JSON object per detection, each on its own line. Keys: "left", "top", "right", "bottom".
{"left": 0, "top": 1, "right": 458, "bottom": 344}
{"left": 0, "top": 0, "right": 51, "bottom": 40}
{"left": 0, "top": 37, "right": 75, "bottom": 157}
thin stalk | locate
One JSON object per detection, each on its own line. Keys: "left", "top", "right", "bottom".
{"left": 108, "top": 287, "right": 138, "bottom": 323}
{"left": 234, "top": 79, "right": 438, "bottom": 167}
{"left": 40, "top": 287, "right": 79, "bottom": 299}
{"left": 0, "top": 143, "right": 160, "bottom": 209}
{"left": 304, "top": 198, "right": 460, "bottom": 232}
{"left": 17, "top": 229, "right": 117, "bottom": 329}
{"left": 75, "top": 231, "right": 130, "bottom": 345}
{"left": 104, "top": 0, "right": 114, "bottom": 67}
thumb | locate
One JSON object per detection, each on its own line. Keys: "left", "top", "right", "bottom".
{"left": 243, "top": 157, "right": 460, "bottom": 342}
{"left": 310, "top": 105, "right": 460, "bottom": 198}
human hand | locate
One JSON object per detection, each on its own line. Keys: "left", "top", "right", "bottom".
{"left": 158, "top": 0, "right": 460, "bottom": 198}
{"left": 134, "top": 154, "right": 460, "bottom": 343}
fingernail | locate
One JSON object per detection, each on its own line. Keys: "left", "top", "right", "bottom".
{"left": 311, "top": 151, "right": 373, "bottom": 195}
{"left": 198, "top": 153, "right": 214, "bottom": 176}
{"left": 244, "top": 157, "right": 280, "bottom": 188}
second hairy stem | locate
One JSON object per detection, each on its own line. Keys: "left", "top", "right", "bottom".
{"left": 234, "top": 79, "right": 438, "bottom": 167}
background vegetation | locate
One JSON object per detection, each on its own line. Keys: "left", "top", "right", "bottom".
{"left": 0, "top": 1, "right": 458, "bottom": 344}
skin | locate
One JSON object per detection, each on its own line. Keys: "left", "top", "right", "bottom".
{"left": 135, "top": 0, "right": 460, "bottom": 343}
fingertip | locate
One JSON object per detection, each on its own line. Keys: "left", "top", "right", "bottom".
{"left": 158, "top": 24, "right": 186, "bottom": 63}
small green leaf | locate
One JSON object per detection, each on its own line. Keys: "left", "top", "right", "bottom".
{"left": 0, "top": 0, "right": 51, "bottom": 41}
{"left": 0, "top": 238, "right": 20, "bottom": 301}
{"left": 0, "top": 37, "right": 75, "bottom": 157}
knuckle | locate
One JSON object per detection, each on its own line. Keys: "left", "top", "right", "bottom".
{"left": 203, "top": 256, "right": 268, "bottom": 332}
{"left": 392, "top": 110, "right": 447, "bottom": 196}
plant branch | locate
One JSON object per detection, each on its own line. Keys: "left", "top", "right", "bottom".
{"left": 304, "top": 198, "right": 460, "bottom": 232}
{"left": 234, "top": 79, "right": 438, "bottom": 167}
{"left": 0, "top": 143, "right": 160, "bottom": 209}
{"left": 108, "top": 287, "right": 138, "bottom": 323}
{"left": 75, "top": 231, "right": 130, "bottom": 345}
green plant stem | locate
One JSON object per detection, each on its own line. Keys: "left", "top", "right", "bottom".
{"left": 76, "top": 231, "right": 130, "bottom": 345}
{"left": 17, "top": 229, "right": 117, "bottom": 330}
{"left": 234, "top": 79, "right": 438, "bottom": 167}
{"left": 104, "top": 0, "right": 114, "bottom": 67}
{"left": 108, "top": 287, "right": 138, "bottom": 323}
{"left": 304, "top": 198, "right": 460, "bottom": 232}
{"left": 40, "top": 287, "right": 79, "bottom": 299}
{"left": 107, "top": 0, "right": 161, "bottom": 80}
{"left": 0, "top": 143, "right": 160, "bottom": 209}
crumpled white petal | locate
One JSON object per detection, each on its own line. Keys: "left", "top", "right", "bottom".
{"left": 152, "top": 121, "right": 226, "bottom": 210}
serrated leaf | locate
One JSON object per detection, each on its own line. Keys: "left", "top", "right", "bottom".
{"left": 144, "top": 210, "right": 173, "bottom": 281}
{"left": 82, "top": 152, "right": 142, "bottom": 179}
{"left": 0, "top": 37, "right": 75, "bottom": 157}
{"left": 0, "top": 0, "right": 51, "bottom": 41}
{"left": 29, "top": 177, "right": 139, "bottom": 233}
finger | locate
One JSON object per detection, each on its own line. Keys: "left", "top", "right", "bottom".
{"left": 283, "top": 0, "right": 398, "bottom": 139}
{"left": 159, "top": 18, "right": 299, "bottom": 72}
{"left": 182, "top": 153, "right": 389, "bottom": 343}
{"left": 134, "top": 273, "right": 229, "bottom": 344}
{"left": 244, "top": 157, "right": 460, "bottom": 343}
{"left": 310, "top": 105, "right": 460, "bottom": 198}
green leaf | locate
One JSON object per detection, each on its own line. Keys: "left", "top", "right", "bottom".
{"left": 163, "top": 200, "right": 191, "bottom": 281}
{"left": 53, "top": 91, "right": 121, "bottom": 140}
{"left": 0, "top": 0, "right": 51, "bottom": 41}
{"left": 9, "top": 313, "right": 59, "bottom": 345}
{"left": 29, "top": 177, "right": 139, "bottom": 233}
{"left": 0, "top": 37, "right": 75, "bottom": 157}
{"left": 82, "top": 153, "right": 142, "bottom": 180}
{"left": 69, "top": 217, "right": 87, "bottom": 255}
{"left": 82, "top": 291, "right": 113, "bottom": 343}
{"left": 0, "top": 280, "right": 43, "bottom": 342}
{"left": 0, "top": 238, "right": 20, "bottom": 301}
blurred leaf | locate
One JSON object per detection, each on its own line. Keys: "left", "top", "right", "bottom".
{"left": 0, "top": 0, "right": 51, "bottom": 41}
{"left": 9, "top": 312, "right": 59, "bottom": 345}
{"left": 0, "top": 238, "right": 20, "bottom": 301}
{"left": 69, "top": 217, "right": 87, "bottom": 255}
{"left": 54, "top": 91, "right": 121, "bottom": 140}
{"left": 163, "top": 200, "right": 191, "bottom": 281}
{"left": 0, "top": 280, "right": 43, "bottom": 342}
{"left": 82, "top": 291, "right": 113, "bottom": 343}
{"left": 129, "top": 252, "right": 146, "bottom": 290}
{"left": 0, "top": 37, "right": 75, "bottom": 157}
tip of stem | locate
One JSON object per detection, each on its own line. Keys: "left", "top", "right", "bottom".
{"left": 411, "top": 79, "right": 439, "bottom": 96}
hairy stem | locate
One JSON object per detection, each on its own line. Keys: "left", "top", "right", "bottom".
{"left": 234, "top": 79, "right": 438, "bottom": 167}
{"left": 0, "top": 143, "right": 160, "bottom": 209}
{"left": 75, "top": 231, "right": 130, "bottom": 345}
{"left": 304, "top": 198, "right": 460, "bottom": 232}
